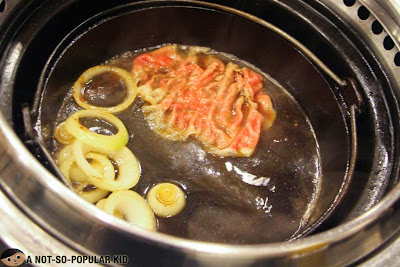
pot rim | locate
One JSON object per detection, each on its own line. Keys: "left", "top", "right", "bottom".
{"left": 1, "top": 107, "right": 399, "bottom": 257}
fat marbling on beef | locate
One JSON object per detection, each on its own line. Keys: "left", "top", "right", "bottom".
{"left": 132, "top": 45, "right": 276, "bottom": 157}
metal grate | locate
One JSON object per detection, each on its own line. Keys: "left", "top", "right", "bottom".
{"left": 323, "top": 0, "right": 400, "bottom": 87}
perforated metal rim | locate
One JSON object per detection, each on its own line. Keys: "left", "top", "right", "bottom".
{"left": 323, "top": 0, "right": 400, "bottom": 93}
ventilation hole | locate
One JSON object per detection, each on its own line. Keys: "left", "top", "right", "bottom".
{"left": 383, "top": 36, "right": 395, "bottom": 50}
{"left": 344, "top": 0, "right": 356, "bottom": 7}
{"left": 358, "top": 6, "right": 370, "bottom": 20}
{"left": 371, "top": 20, "right": 384, "bottom": 35}
{"left": 0, "top": 0, "right": 5, "bottom": 13}
{"left": 394, "top": 53, "right": 400, "bottom": 67}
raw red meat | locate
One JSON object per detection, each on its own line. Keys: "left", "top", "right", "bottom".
{"left": 132, "top": 45, "right": 276, "bottom": 156}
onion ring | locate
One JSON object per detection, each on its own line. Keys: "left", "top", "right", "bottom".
{"left": 57, "top": 143, "right": 73, "bottom": 164}
{"left": 73, "top": 65, "right": 137, "bottom": 113}
{"left": 72, "top": 140, "right": 140, "bottom": 191}
{"left": 103, "top": 190, "right": 156, "bottom": 231}
{"left": 55, "top": 122, "right": 75, "bottom": 145}
{"left": 59, "top": 153, "right": 112, "bottom": 203}
{"left": 65, "top": 109, "right": 129, "bottom": 151}
{"left": 69, "top": 152, "right": 116, "bottom": 183}
{"left": 79, "top": 188, "right": 110, "bottom": 204}
{"left": 96, "top": 198, "right": 108, "bottom": 209}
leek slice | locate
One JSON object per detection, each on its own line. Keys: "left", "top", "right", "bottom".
{"left": 103, "top": 190, "right": 156, "bottom": 231}
{"left": 73, "top": 65, "right": 137, "bottom": 113}
{"left": 72, "top": 140, "right": 140, "bottom": 191}
{"left": 65, "top": 109, "right": 128, "bottom": 151}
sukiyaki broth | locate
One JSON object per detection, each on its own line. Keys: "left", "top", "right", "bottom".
{"left": 44, "top": 44, "right": 321, "bottom": 244}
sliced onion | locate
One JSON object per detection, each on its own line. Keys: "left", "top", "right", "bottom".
{"left": 57, "top": 144, "right": 73, "bottom": 164}
{"left": 72, "top": 140, "right": 140, "bottom": 191}
{"left": 73, "top": 65, "right": 137, "bottom": 113}
{"left": 103, "top": 190, "right": 156, "bottom": 231}
{"left": 65, "top": 109, "right": 128, "bottom": 151}
{"left": 68, "top": 162, "right": 90, "bottom": 183}
{"left": 59, "top": 155, "right": 78, "bottom": 185}
{"left": 146, "top": 183, "right": 186, "bottom": 218}
{"left": 79, "top": 186, "right": 110, "bottom": 204}
{"left": 55, "top": 122, "right": 75, "bottom": 145}
{"left": 69, "top": 152, "right": 115, "bottom": 183}
{"left": 72, "top": 140, "right": 102, "bottom": 178}
{"left": 58, "top": 154, "right": 111, "bottom": 203}
{"left": 96, "top": 198, "right": 108, "bottom": 209}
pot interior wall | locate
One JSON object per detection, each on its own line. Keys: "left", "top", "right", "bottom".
{"left": 37, "top": 5, "right": 350, "bottom": 236}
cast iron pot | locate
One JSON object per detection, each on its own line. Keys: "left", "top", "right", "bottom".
{"left": 0, "top": 0, "right": 399, "bottom": 265}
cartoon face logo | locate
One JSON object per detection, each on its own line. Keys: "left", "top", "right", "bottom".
{"left": 1, "top": 249, "right": 25, "bottom": 267}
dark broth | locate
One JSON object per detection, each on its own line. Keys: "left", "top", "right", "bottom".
{"left": 51, "top": 45, "right": 321, "bottom": 244}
